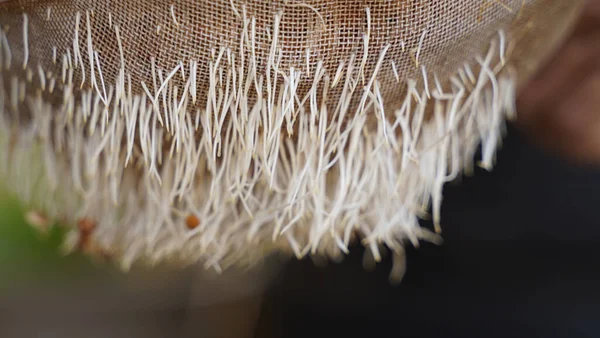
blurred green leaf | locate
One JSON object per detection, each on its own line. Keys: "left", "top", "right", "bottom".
{"left": 0, "top": 190, "right": 97, "bottom": 288}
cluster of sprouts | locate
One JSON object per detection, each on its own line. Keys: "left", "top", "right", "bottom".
{"left": 0, "top": 4, "right": 515, "bottom": 283}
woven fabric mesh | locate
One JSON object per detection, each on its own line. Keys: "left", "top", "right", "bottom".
{"left": 0, "top": 0, "right": 584, "bottom": 274}
{"left": 0, "top": 0, "right": 580, "bottom": 108}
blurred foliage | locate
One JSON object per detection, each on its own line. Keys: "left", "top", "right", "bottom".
{"left": 0, "top": 189, "right": 94, "bottom": 288}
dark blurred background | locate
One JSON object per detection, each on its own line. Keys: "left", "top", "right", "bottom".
{"left": 256, "top": 124, "right": 600, "bottom": 338}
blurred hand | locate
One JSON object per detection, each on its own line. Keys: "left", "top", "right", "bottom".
{"left": 518, "top": 0, "right": 600, "bottom": 164}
